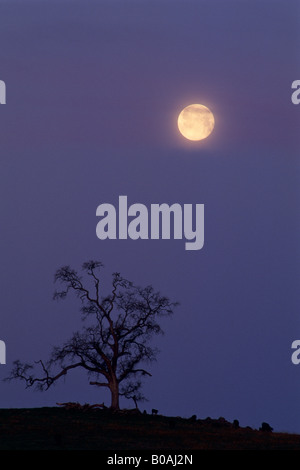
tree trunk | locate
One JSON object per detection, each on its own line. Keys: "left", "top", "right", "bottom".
{"left": 110, "top": 377, "right": 119, "bottom": 410}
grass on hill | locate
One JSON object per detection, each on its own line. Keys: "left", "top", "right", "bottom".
{"left": 0, "top": 406, "right": 299, "bottom": 450}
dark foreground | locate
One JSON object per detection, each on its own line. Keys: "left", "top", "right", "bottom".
{"left": 0, "top": 407, "right": 299, "bottom": 450}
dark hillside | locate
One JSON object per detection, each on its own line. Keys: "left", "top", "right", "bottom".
{"left": 0, "top": 407, "right": 299, "bottom": 450}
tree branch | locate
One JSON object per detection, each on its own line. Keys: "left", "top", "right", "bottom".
{"left": 89, "top": 381, "right": 109, "bottom": 387}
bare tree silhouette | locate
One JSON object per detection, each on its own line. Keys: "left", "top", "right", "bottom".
{"left": 8, "top": 261, "right": 178, "bottom": 410}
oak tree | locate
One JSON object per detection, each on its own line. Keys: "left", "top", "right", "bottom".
{"left": 9, "top": 261, "right": 177, "bottom": 410}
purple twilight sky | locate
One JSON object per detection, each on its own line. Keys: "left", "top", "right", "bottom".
{"left": 0, "top": 0, "right": 300, "bottom": 434}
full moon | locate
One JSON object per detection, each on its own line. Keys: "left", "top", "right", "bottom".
{"left": 177, "top": 104, "right": 215, "bottom": 141}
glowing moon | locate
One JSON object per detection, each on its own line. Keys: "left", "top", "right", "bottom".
{"left": 177, "top": 104, "right": 215, "bottom": 141}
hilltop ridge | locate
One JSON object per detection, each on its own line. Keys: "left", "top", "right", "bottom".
{"left": 0, "top": 406, "right": 299, "bottom": 450}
